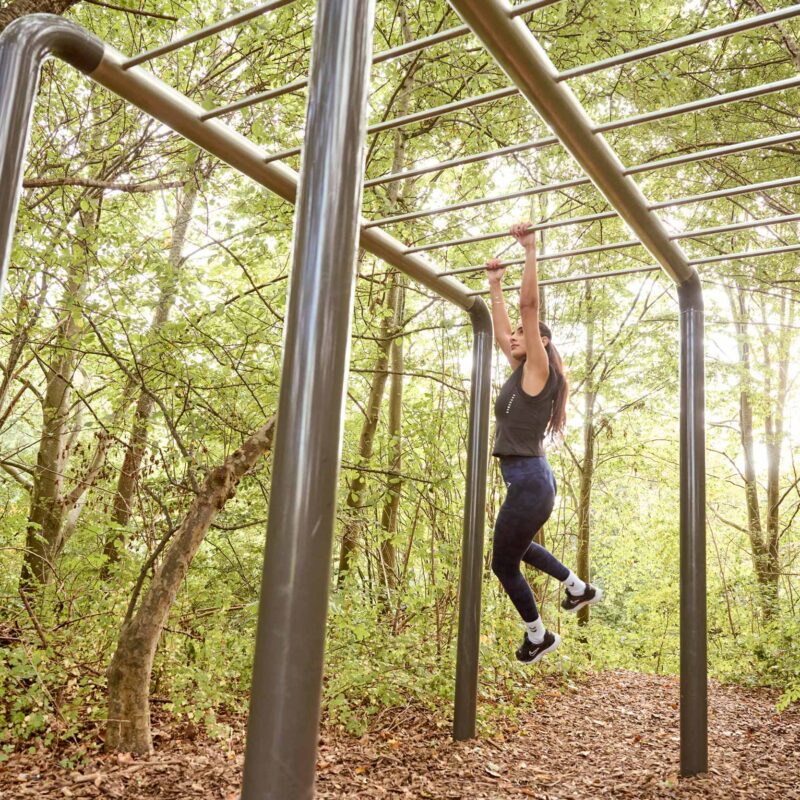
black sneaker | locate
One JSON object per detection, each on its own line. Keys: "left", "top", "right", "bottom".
{"left": 515, "top": 630, "right": 561, "bottom": 664}
{"left": 561, "top": 583, "right": 603, "bottom": 613}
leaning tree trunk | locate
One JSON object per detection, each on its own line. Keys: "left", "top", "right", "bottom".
{"left": 103, "top": 166, "right": 200, "bottom": 573}
{"left": 105, "top": 417, "right": 275, "bottom": 754}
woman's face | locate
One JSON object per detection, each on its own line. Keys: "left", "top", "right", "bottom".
{"left": 509, "top": 325, "right": 549, "bottom": 359}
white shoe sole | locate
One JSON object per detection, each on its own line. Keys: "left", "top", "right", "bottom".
{"left": 564, "top": 586, "right": 604, "bottom": 614}
{"left": 528, "top": 632, "right": 561, "bottom": 664}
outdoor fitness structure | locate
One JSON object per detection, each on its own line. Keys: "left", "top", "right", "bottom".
{"left": 0, "top": 0, "right": 798, "bottom": 796}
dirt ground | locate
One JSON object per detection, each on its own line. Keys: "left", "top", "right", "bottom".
{"left": 2, "top": 669, "right": 799, "bottom": 799}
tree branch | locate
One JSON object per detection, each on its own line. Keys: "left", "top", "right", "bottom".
{"left": 1, "top": 460, "right": 33, "bottom": 491}
{"left": 82, "top": 0, "right": 178, "bottom": 20}
{"left": 23, "top": 178, "right": 184, "bottom": 193}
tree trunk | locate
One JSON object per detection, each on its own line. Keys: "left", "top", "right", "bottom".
{"left": 103, "top": 166, "right": 200, "bottom": 573}
{"left": 762, "top": 296, "right": 792, "bottom": 604}
{"left": 336, "top": 291, "right": 395, "bottom": 584}
{"left": 728, "top": 287, "right": 774, "bottom": 616}
{"left": 105, "top": 417, "right": 275, "bottom": 754}
{"left": 20, "top": 202, "right": 97, "bottom": 591}
{"left": 0, "top": 0, "right": 80, "bottom": 32}
{"left": 336, "top": 21, "right": 413, "bottom": 583}
{"left": 379, "top": 274, "right": 406, "bottom": 598}
{"left": 21, "top": 368, "right": 72, "bottom": 587}
{"left": 576, "top": 285, "right": 596, "bottom": 626}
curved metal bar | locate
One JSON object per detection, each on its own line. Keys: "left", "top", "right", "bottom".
{"left": 1, "top": 14, "right": 497, "bottom": 775}
{"left": 122, "top": 0, "right": 298, "bottom": 69}
{"left": 0, "top": 14, "right": 104, "bottom": 301}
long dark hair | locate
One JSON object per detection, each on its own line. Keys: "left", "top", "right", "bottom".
{"left": 539, "top": 322, "right": 569, "bottom": 438}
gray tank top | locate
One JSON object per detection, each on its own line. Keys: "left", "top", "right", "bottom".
{"left": 492, "top": 363, "right": 560, "bottom": 457}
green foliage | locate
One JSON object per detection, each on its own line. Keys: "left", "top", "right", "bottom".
{"left": 1, "top": 0, "right": 799, "bottom": 760}
{"left": 0, "top": 612, "right": 106, "bottom": 754}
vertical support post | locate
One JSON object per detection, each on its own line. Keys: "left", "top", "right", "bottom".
{"left": 677, "top": 271, "right": 708, "bottom": 776}
{"left": 453, "top": 299, "right": 493, "bottom": 739}
{"left": 240, "top": 1, "right": 375, "bottom": 798}
{"left": 0, "top": 16, "right": 103, "bottom": 302}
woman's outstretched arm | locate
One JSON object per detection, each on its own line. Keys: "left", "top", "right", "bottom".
{"left": 486, "top": 258, "right": 520, "bottom": 368}
{"left": 510, "top": 222, "right": 549, "bottom": 395}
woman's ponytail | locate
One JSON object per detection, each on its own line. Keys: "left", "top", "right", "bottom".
{"left": 539, "top": 322, "right": 568, "bottom": 438}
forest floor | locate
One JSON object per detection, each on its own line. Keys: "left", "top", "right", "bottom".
{"left": 2, "top": 669, "right": 799, "bottom": 799}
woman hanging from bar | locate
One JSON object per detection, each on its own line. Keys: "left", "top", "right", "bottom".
{"left": 485, "top": 222, "right": 602, "bottom": 663}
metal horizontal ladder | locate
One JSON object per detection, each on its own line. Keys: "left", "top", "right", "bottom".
{"left": 1, "top": 0, "right": 799, "bottom": 796}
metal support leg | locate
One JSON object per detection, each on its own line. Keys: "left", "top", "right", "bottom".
{"left": 240, "top": 1, "right": 375, "bottom": 798}
{"left": 0, "top": 16, "right": 104, "bottom": 301}
{"left": 453, "top": 299, "right": 493, "bottom": 740}
{"left": 678, "top": 271, "right": 708, "bottom": 776}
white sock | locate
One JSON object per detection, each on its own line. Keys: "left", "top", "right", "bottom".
{"left": 524, "top": 617, "right": 546, "bottom": 644}
{"left": 563, "top": 570, "right": 587, "bottom": 597}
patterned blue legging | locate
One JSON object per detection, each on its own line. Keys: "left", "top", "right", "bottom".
{"left": 492, "top": 456, "right": 569, "bottom": 622}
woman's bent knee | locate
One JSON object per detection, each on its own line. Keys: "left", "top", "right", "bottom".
{"left": 491, "top": 552, "right": 518, "bottom": 581}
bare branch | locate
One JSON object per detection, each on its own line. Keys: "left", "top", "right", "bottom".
{"left": 23, "top": 178, "right": 184, "bottom": 192}
{"left": 82, "top": 0, "right": 178, "bottom": 21}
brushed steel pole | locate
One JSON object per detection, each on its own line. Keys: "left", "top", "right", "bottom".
{"left": 240, "top": 1, "right": 376, "bottom": 796}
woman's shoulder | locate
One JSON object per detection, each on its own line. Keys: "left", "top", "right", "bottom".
{"left": 516, "top": 362, "right": 559, "bottom": 401}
